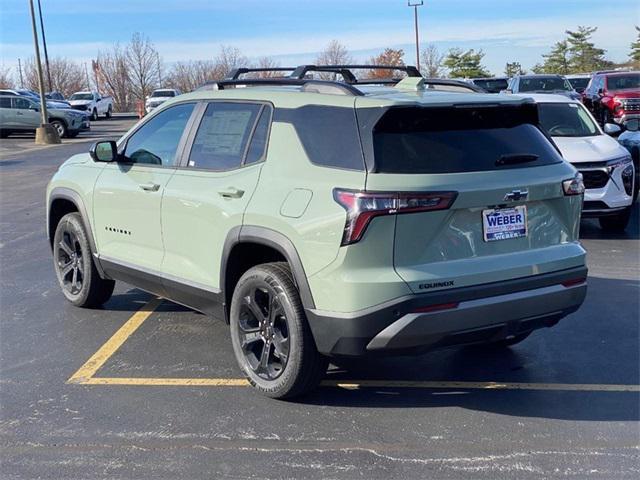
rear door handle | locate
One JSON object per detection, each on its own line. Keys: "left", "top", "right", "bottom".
{"left": 16, "top": 112, "right": 24, "bottom": 116}
{"left": 139, "top": 182, "right": 160, "bottom": 192}
{"left": 218, "top": 187, "right": 245, "bottom": 199}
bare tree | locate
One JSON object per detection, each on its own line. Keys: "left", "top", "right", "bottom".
{"left": 126, "top": 32, "right": 160, "bottom": 102}
{"left": 0, "top": 66, "right": 13, "bottom": 89}
{"left": 96, "top": 43, "right": 131, "bottom": 112}
{"left": 166, "top": 60, "right": 220, "bottom": 92}
{"left": 23, "top": 57, "right": 85, "bottom": 97}
{"left": 213, "top": 45, "right": 249, "bottom": 78}
{"left": 366, "top": 48, "right": 405, "bottom": 79}
{"left": 420, "top": 44, "right": 445, "bottom": 78}
{"left": 314, "top": 40, "right": 353, "bottom": 79}
{"left": 252, "top": 56, "right": 283, "bottom": 78}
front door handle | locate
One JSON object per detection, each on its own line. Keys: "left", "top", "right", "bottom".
{"left": 218, "top": 187, "right": 245, "bottom": 199}
{"left": 139, "top": 182, "right": 160, "bottom": 192}
{"left": 16, "top": 111, "right": 24, "bottom": 115}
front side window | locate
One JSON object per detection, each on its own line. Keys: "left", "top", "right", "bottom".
{"left": 538, "top": 103, "right": 599, "bottom": 137}
{"left": 13, "top": 98, "right": 33, "bottom": 109}
{"left": 123, "top": 102, "right": 195, "bottom": 166}
{"left": 188, "top": 102, "right": 262, "bottom": 170}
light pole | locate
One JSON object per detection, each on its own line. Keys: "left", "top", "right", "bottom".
{"left": 28, "top": 0, "right": 59, "bottom": 144}
{"left": 408, "top": 0, "right": 423, "bottom": 71}
{"left": 37, "top": 0, "right": 52, "bottom": 92}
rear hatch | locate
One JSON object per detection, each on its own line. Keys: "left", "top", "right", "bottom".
{"left": 359, "top": 101, "right": 585, "bottom": 293}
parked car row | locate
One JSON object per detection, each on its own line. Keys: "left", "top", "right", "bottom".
{"left": 0, "top": 93, "right": 90, "bottom": 139}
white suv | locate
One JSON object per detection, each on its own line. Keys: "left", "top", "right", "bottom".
{"left": 145, "top": 88, "right": 181, "bottom": 113}
{"left": 524, "top": 94, "right": 635, "bottom": 231}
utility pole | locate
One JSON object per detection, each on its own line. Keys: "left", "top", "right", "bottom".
{"left": 37, "top": 0, "right": 52, "bottom": 92}
{"left": 157, "top": 52, "right": 162, "bottom": 86}
{"left": 18, "top": 58, "right": 24, "bottom": 87}
{"left": 28, "top": 0, "right": 59, "bottom": 144}
{"left": 408, "top": 1, "right": 424, "bottom": 71}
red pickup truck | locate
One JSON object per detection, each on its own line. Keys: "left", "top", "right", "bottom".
{"left": 582, "top": 71, "right": 640, "bottom": 125}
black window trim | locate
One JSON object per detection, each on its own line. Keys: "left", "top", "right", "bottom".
{"left": 116, "top": 100, "right": 200, "bottom": 170}
{"left": 176, "top": 99, "right": 274, "bottom": 173}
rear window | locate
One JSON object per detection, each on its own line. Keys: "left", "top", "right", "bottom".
{"left": 519, "top": 77, "right": 571, "bottom": 92}
{"left": 473, "top": 79, "right": 508, "bottom": 93}
{"left": 606, "top": 74, "right": 639, "bottom": 91}
{"left": 373, "top": 105, "right": 563, "bottom": 174}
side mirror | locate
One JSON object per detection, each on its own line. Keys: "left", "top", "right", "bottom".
{"left": 597, "top": 88, "right": 604, "bottom": 96}
{"left": 603, "top": 123, "right": 622, "bottom": 136}
{"left": 90, "top": 140, "right": 118, "bottom": 162}
{"left": 624, "top": 119, "right": 639, "bottom": 132}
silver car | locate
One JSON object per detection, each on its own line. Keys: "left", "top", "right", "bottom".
{"left": 0, "top": 96, "right": 89, "bottom": 138}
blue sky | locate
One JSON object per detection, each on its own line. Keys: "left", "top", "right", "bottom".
{"left": 1, "top": 0, "right": 638, "bottom": 76}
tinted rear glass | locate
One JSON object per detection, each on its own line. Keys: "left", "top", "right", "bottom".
{"left": 519, "top": 77, "right": 570, "bottom": 92}
{"left": 568, "top": 77, "right": 590, "bottom": 90}
{"left": 473, "top": 79, "right": 508, "bottom": 93}
{"left": 373, "top": 105, "right": 563, "bottom": 174}
{"left": 607, "top": 74, "right": 639, "bottom": 90}
{"left": 274, "top": 105, "right": 365, "bottom": 171}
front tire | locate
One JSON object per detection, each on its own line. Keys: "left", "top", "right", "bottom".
{"left": 105, "top": 105, "right": 112, "bottom": 119}
{"left": 53, "top": 213, "right": 115, "bottom": 307}
{"left": 599, "top": 207, "right": 632, "bottom": 232}
{"left": 91, "top": 108, "right": 98, "bottom": 121}
{"left": 230, "top": 262, "right": 328, "bottom": 399}
{"left": 51, "top": 120, "right": 67, "bottom": 138}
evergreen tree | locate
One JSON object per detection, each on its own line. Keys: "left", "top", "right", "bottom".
{"left": 536, "top": 40, "right": 571, "bottom": 74}
{"left": 443, "top": 48, "right": 491, "bottom": 78}
{"left": 566, "top": 26, "right": 612, "bottom": 72}
{"left": 630, "top": 26, "right": 640, "bottom": 67}
{"left": 504, "top": 62, "right": 525, "bottom": 77}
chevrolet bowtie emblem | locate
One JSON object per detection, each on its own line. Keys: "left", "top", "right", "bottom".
{"left": 504, "top": 189, "right": 529, "bottom": 202}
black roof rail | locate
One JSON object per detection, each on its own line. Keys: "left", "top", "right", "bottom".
{"left": 290, "top": 64, "right": 422, "bottom": 83}
{"left": 224, "top": 67, "right": 296, "bottom": 80}
{"left": 216, "top": 78, "right": 364, "bottom": 96}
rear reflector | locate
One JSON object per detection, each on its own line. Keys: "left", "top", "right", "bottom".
{"left": 562, "top": 277, "right": 587, "bottom": 287}
{"left": 412, "top": 302, "right": 459, "bottom": 314}
{"left": 333, "top": 189, "right": 457, "bottom": 245}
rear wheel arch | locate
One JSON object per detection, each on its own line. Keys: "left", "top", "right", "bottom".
{"left": 221, "top": 226, "right": 316, "bottom": 323}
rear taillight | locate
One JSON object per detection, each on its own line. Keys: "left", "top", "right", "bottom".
{"left": 333, "top": 189, "right": 457, "bottom": 245}
{"left": 562, "top": 173, "right": 585, "bottom": 196}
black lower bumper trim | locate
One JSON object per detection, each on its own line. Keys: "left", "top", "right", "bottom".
{"left": 306, "top": 266, "right": 587, "bottom": 357}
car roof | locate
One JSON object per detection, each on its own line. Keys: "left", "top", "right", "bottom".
{"left": 509, "top": 93, "right": 580, "bottom": 104}
{"left": 174, "top": 83, "right": 531, "bottom": 109}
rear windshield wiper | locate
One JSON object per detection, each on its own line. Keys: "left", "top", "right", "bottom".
{"left": 496, "top": 154, "right": 539, "bottom": 166}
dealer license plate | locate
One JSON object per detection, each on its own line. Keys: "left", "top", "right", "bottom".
{"left": 482, "top": 206, "right": 527, "bottom": 242}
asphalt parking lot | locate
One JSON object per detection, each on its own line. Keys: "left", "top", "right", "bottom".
{"left": 1, "top": 119, "right": 639, "bottom": 479}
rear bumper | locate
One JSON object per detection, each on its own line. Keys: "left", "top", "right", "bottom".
{"left": 306, "top": 266, "right": 587, "bottom": 356}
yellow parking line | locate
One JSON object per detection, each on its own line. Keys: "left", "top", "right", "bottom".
{"left": 75, "top": 377, "right": 639, "bottom": 392}
{"left": 67, "top": 295, "right": 640, "bottom": 393}
{"left": 67, "top": 297, "right": 163, "bottom": 383}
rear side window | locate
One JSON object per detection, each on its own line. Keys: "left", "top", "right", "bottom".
{"left": 373, "top": 105, "right": 563, "bottom": 174}
{"left": 275, "top": 105, "right": 365, "bottom": 171}
{"left": 0, "top": 97, "right": 11, "bottom": 108}
{"left": 245, "top": 107, "right": 271, "bottom": 165}
{"left": 188, "top": 102, "right": 263, "bottom": 170}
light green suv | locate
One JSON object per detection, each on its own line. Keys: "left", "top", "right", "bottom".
{"left": 47, "top": 65, "right": 588, "bottom": 398}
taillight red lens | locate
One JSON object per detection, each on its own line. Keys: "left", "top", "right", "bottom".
{"left": 333, "top": 189, "right": 457, "bottom": 245}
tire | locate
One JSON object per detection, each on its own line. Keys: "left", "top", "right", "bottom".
{"left": 91, "top": 108, "right": 98, "bottom": 121}
{"left": 485, "top": 332, "right": 531, "bottom": 348}
{"left": 599, "top": 207, "right": 632, "bottom": 232}
{"left": 230, "top": 262, "right": 328, "bottom": 399}
{"left": 105, "top": 105, "right": 112, "bottom": 119}
{"left": 51, "top": 120, "right": 67, "bottom": 139}
{"left": 53, "top": 212, "right": 115, "bottom": 307}
{"left": 0, "top": 129, "right": 10, "bottom": 138}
